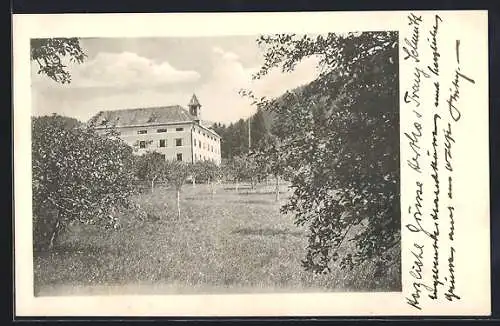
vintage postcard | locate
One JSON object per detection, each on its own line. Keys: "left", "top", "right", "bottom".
{"left": 13, "top": 11, "right": 490, "bottom": 316}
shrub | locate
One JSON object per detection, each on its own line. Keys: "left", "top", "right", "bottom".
{"left": 133, "top": 151, "right": 168, "bottom": 193}
{"left": 32, "top": 114, "right": 136, "bottom": 250}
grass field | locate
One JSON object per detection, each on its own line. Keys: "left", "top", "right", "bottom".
{"left": 34, "top": 182, "right": 400, "bottom": 296}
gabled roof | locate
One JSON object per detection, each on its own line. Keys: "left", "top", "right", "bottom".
{"left": 89, "top": 105, "right": 222, "bottom": 139}
{"left": 90, "top": 105, "right": 196, "bottom": 128}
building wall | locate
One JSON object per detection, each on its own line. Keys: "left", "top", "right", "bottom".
{"left": 192, "top": 124, "right": 222, "bottom": 165}
{"left": 96, "top": 122, "right": 221, "bottom": 164}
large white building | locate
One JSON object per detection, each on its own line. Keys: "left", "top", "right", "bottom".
{"left": 91, "top": 94, "right": 222, "bottom": 164}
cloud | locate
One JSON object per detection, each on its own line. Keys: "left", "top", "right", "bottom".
{"left": 32, "top": 87, "right": 192, "bottom": 122}
{"left": 195, "top": 46, "right": 321, "bottom": 123}
{"left": 212, "top": 46, "right": 240, "bottom": 61}
{"left": 32, "top": 44, "right": 322, "bottom": 124}
{"left": 33, "top": 51, "right": 201, "bottom": 89}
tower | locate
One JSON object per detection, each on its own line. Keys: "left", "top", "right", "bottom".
{"left": 188, "top": 94, "right": 201, "bottom": 122}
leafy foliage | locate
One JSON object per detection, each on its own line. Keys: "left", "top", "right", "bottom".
{"left": 32, "top": 114, "right": 136, "bottom": 250}
{"left": 246, "top": 32, "right": 400, "bottom": 274}
{"left": 164, "top": 160, "right": 191, "bottom": 218}
{"left": 31, "top": 38, "right": 87, "bottom": 84}
{"left": 192, "top": 160, "right": 221, "bottom": 183}
{"left": 134, "top": 152, "right": 168, "bottom": 192}
{"left": 253, "top": 134, "right": 290, "bottom": 179}
{"left": 225, "top": 153, "right": 264, "bottom": 188}
{"left": 191, "top": 160, "right": 222, "bottom": 196}
{"left": 165, "top": 161, "right": 191, "bottom": 191}
{"left": 251, "top": 134, "right": 292, "bottom": 201}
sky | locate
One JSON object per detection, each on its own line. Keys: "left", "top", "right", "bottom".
{"left": 31, "top": 36, "right": 322, "bottom": 124}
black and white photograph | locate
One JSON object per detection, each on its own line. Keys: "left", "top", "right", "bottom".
{"left": 13, "top": 11, "right": 489, "bottom": 317}
{"left": 30, "top": 32, "right": 401, "bottom": 296}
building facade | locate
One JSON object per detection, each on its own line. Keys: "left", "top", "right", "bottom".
{"left": 91, "top": 94, "right": 222, "bottom": 164}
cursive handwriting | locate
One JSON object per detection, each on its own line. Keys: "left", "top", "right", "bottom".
{"left": 447, "top": 40, "right": 476, "bottom": 121}
{"left": 448, "top": 206, "right": 455, "bottom": 241}
{"left": 405, "top": 122, "right": 423, "bottom": 173}
{"left": 428, "top": 114, "right": 444, "bottom": 300}
{"left": 403, "top": 13, "right": 424, "bottom": 62}
{"left": 428, "top": 15, "right": 443, "bottom": 108}
{"left": 403, "top": 13, "right": 476, "bottom": 311}
{"left": 429, "top": 114, "right": 441, "bottom": 223}
{"left": 406, "top": 181, "right": 433, "bottom": 237}
{"left": 404, "top": 67, "right": 431, "bottom": 107}
{"left": 444, "top": 122, "right": 454, "bottom": 172}
{"left": 444, "top": 247, "right": 461, "bottom": 301}
{"left": 427, "top": 15, "right": 443, "bottom": 77}
{"left": 406, "top": 242, "right": 434, "bottom": 310}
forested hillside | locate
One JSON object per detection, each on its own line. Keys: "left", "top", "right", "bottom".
{"left": 211, "top": 108, "right": 274, "bottom": 159}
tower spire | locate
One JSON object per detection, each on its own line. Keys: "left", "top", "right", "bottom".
{"left": 188, "top": 94, "right": 201, "bottom": 122}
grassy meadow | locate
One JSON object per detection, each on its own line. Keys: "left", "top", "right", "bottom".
{"left": 34, "top": 182, "right": 400, "bottom": 296}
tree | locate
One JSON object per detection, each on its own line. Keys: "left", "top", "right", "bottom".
{"left": 246, "top": 152, "right": 264, "bottom": 190}
{"left": 246, "top": 32, "right": 400, "bottom": 274}
{"left": 198, "top": 161, "right": 222, "bottom": 197}
{"left": 190, "top": 160, "right": 216, "bottom": 187}
{"left": 31, "top": 38, "right": 86, "bottom": 84}
{"left": 211, "top": 111, "right": 270, "bottom": 159}
{"left": 220, "top": 159, "right": 236, "bottom": 184}
{"left": 134, "top": 152, "right": 167, "bottom": 193}
{"left": 165, "top": 160, "right": 191, "bottom": 219}
{"left": 228, "top": 154, "right": 261, "bottom": 191}
{"left": 228, "top": 156, "right": 246, "bottom": 191}
{"left": 250, "top": 108, "right": 268, "bottom": 150}
{"left": 32, "top": 114, "right": 135, "bottom": 250}
{"left": 254, "top": 135, "right": 289, "bottom": 202}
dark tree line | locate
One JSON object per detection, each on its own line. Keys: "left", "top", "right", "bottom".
{"left": 211, "top": 108, "right": 270, "bottom": 159}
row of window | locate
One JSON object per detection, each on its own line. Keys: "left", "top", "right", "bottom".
{"left": 147, "top": 153, "right": 217, "bottom": 163}
{"left": 138, "top": 138, "right": 219, "bottom": 155}
{"left": 193, "top": 139, "right": 217, "bottom": 153}
{"left": 195, "top": 129, "right": 217, "bottom": 142}
{"left": 156, "top": 153, "right": 184, "bottom": 161}
{"left": 138, "top": 127, "right": 184, "bottom": 135}
{"left": 136, "top": 127, "right": 218, "bottom": 141}
{"left": 161, "top": 153, "right": 217, "bottom": 163}
{"left": 194, "top": 154, "right": 216, "bottom": 162}
{"left": 138, "top": 138, "right": 183, "bottom": 149}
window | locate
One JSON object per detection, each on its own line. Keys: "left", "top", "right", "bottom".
{"left": 160, "top": 154, "right": 166, "bottom": 160}
{"left": 211, "top": 145, "right": 213, "bottom": 152}
{"left": 139, "top": 141, "right": 146, "bottom": 149}
{"left": 157, "top": 128, "right": 167, "bottom": 133}
{"left": 199, "top": 142, "right": 201, "bottom": 148}
{"left": 176, "top": 138, "right": 182, "bottom": 147}
{"left": 177, "top": 153, "right": 183, "bottom": 161}
{"left": 137, "top": 130, "right": 147, "bottom": 134}
{"left": 176, "top": 127, "right": 184, "bottom": 132}
{"left": 159, "top": 139, "right": 166, "bottom": 147}
{"left": 194, "top": 139, "right": 197, "bottom": 146}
